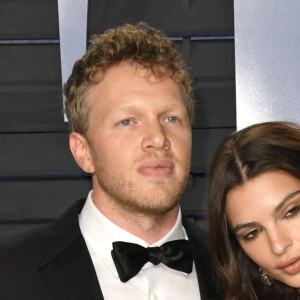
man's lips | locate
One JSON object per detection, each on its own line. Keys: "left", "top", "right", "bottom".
{"left": 278, "top": 257, "right": 300, "bottom": 275}
{"left": 137, "top": 159, "right": 174, "bottom": 177}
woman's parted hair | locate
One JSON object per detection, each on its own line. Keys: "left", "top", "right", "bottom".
{"left": 64, "top": 22, "right": 194, "bottom": 136}
{"left": 208, "top": 121, "right": 300, "bottom": 300}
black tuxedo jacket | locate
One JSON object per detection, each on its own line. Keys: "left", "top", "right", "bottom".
{"left": 0, "top": 200, "right": 220, "bottom": 300}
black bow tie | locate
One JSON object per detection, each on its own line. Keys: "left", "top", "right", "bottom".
{"left": 111, "top": 240, "right": 193, "bottom": 282}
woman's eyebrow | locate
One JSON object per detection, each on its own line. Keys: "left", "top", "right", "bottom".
{"left": 232, "top": 222, "right": 259, "bottom": 234}
{"left": 274, "top": 190, "right": 300, "bottom": 214}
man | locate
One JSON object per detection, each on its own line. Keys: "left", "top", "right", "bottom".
{"left": 0, "top": 23, "right": 218, "bottom": 299}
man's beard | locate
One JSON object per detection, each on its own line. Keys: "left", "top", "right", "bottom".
{"left": 91, "top": 152, "right": 190, "bottom": 216}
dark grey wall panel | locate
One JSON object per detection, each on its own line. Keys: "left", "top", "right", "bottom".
{"left": 0, "top": 87, "right": 66, "bottom": 132}
{"left": 88, "top": 0, "right": 234, "bottom": 36}
{"left": 0, "top": 0, "right": 59, "bottom": 39}
{"left": 181, "top": 175, "right": 207, "bottom": 214}
{"left": 182, "top": 127, "right": 235, "bottom": 216}
{"left": 0, "top": 178, "right": 91, "bottom": 219}
{"left": 176, "top": 39, "right": 236, "bottom": 129}
{"left": 0, "top": 133, "right": 80, "bottom": 176}
{"left": 183, "top": 128, "right": 235, "bottom": 215}
{"left": 0, "top": 0, "right": 233, "bottom": 40}
{"left": 193, "top": 86, "right": 236, "bottom": 128}
{"left": 191, "top": 128, "right": 234, "bottom": 171}
{"left": 0, "top": 44, "right": 61, "bottom": 84}
{"left": 175, "top": 40, "right": 235, "bottom": 80}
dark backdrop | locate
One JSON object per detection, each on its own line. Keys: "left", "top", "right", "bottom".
{"left": 0, "top": 0, "right": 235, "bottom": 240}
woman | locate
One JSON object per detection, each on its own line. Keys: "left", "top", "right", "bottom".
{"left": 208, "top": 121, "right": 300, "bottom": 299}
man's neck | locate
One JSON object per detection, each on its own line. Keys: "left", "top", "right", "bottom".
{"left": 93, "top": 193, "right": 179, "bottom": 245}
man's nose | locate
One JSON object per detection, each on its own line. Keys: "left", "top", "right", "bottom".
{"left": 141, "top": 121, "right": 171, "bottom": 153}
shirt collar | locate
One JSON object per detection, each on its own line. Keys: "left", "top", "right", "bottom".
{"left": 79, "top": 190, "right": 187, "bottom": 277}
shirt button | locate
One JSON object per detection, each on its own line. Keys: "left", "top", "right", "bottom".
{"left": 152, "top": 294, "right": 158, "bottom": 300}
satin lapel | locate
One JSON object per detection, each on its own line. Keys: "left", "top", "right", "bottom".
{"left": 37, "top": 199, "right": 104, "bottom": 300}
{"left": 39, "top": 235, "right": 103, "bottom": 300}
{"left": 183, "top": 218, "right": 219, "bottom": 300}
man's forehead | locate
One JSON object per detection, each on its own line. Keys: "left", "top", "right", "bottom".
{"left": 95, "top": 61, "right": 173, "bottom": 82}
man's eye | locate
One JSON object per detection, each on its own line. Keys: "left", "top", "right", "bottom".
{"left": 120, "top": 119, "right": 131, "bottom": 126}
{"left": 166, "top": 116, "right": 178, "bottom": 122}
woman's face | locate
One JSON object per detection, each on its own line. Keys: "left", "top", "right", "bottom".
{"left": 226, "top": 170, "right": 300, "bottom": 288}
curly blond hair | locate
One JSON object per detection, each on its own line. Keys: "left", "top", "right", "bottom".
{"left": 64, "top": 22, "right": 194, "bottom": 136}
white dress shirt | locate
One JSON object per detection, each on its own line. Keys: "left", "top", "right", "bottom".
{"left": 79, "top": 190, "right": 201, "bottom": 300}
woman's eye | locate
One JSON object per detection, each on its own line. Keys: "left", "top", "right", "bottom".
{"left": 243, "top": 229, "right": 261, "bottom": 241}
{"left": 285, "top": 205, "right": 300, "bottom": 218}
{"left": 120, "top": 119, "right": 131, "bottom": 126}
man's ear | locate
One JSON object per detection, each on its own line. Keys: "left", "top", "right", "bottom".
{"left": 69, "top": 132, "right": 95, "bottom": 174}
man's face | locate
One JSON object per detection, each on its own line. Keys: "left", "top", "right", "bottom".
{"left": 86, "top": 62, "right": 192, "bottom": 215}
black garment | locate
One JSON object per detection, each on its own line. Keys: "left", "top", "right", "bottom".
{"left": 111, "top": 240, "right": 193, "bottom": 282}
{"left": 0, "top": 199, "right": 220, "bottom": 300}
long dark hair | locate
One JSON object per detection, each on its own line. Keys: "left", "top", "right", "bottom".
{"left": 208, "top": 121, "right": 300, "bottom": 299}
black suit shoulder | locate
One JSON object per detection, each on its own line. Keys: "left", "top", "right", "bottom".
{"left": 0, "top": 224, "right": 58, "bottom": 299}
{"left": 0, "top": 199, "right": 102, "bottom": 300}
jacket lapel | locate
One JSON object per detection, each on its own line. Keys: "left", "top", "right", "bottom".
{"left": 37, "top": 200, "right": 104, "bottom": 300}
{"left": 183, "top": 218, "right": 220, "bottom": 300}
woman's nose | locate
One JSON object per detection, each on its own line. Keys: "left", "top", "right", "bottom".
{"left": 268, "top": 227, "right": 292, "bottom": 255}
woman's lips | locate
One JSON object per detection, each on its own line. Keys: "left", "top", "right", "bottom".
{"left": 137, "top": 159, "right": 174, "bottom": 177}
{"left": 278, "top": 257, "right": 300, "bottom": 275}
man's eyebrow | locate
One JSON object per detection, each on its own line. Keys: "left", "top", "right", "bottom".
{"left": 274, "top": 190, "right": 300, "bottom": 214}
{"left": 232, "top": 222, "right": 259, "bottom": 234}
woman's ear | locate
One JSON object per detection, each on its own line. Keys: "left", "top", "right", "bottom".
{"left": 69, "top": 132, "right": 95, "bottom": 174}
